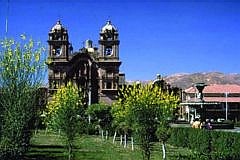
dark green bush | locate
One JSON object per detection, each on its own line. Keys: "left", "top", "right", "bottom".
{"left": 211, "top": 122, "right": 234, "bottom": 129}
{"left": 84, "top": 123, "right": 100, "bottom": 135}
{"left": 169, "top": 128, "right": 240, "bottom": 160}
{"left": 234, "top": 121, "right": 240, "bottom": 127}
{"left": 168, "top": 128, "right": 189, "bottom": 148}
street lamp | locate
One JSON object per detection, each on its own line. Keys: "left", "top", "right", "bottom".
{"left": 194, "top": 83, "right": 207, "bottom": 122}
{"left": 225, "top": 92, "right": 229, "bottom": 120}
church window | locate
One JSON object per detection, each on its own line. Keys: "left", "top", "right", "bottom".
{"left": 104, "top": 46, "right": 112, "bottom": 56}
{"left": 106, "top": 82, "right": 112, "bottom": 89}
{"left": 52, "top": 46, "right": 62, "bottom": 57}
{"left": 106, "top": 71, "right": 112, "bottom": 78}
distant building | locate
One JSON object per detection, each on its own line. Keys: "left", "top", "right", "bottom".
{"left": 47, "top": 20, "right": 125, "bottom": 105}
{"left": 181, "top": 84, "right": 240, "bottom": 122}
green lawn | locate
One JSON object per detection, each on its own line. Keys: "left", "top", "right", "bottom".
{"left": 24, "top": 131, "right": 192, "bottom": 160}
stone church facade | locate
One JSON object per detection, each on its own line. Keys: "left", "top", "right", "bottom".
{"left": 47, "top": 20, "right": 125, "bottom": 105}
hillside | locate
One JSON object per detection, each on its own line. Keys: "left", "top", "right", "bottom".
{"left": 164, "top": 72, "right": 240, "bottom": 89}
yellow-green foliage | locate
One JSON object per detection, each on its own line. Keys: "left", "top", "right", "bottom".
{"left": 0, "top": 35, "right": 45, "bottom": 85}
{"left": 45, "top": 82, "right": 84, "bottom": 132}
{"left": 45, "top": 82, "right": 85, "bottom": 159}
{"left": 112, "top": 83, "right": 179, "bottom": 160}
{"left": 113, "top": 83, "right": 179, "bottom": 127}
{"left": 0, "top": 36, "right": 46, "bottom": 159}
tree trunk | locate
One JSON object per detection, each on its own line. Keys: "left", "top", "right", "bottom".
{"left": 124, "top": 134, "right": 127, "bottom": 148}
{"left": 68, "top": 144, "right": 72, "bottom": 160}
{"left": 105, "top": 130, "right": 108, "bottom": 140}
{"left": 113, "top": 131, "right": 117, "bottom": 144}
{"left": 131, "top": 137, "right": 134, "bottom": 151}
{"left": 45, "top": 127, "right": 48, "bottom": 135}
{"left": 120, "top": 135, "right": 123, "bottom": 145}
{"left": 162, "top": 142, "right": 166, "bottom": 160}
{"left": 58, "top": 129, "right": 61, "bottom": 136}
{"left": 34, "top": 129, "right": 38, "bottom": 135}
{"left": 88, "top": 115, "right": 91, "bottom": 124}
{"left": 101, "top": 129, "right": 104, "bottom": 140}
{"left": 143, "top": 150, "right": 151, "bottom": 160}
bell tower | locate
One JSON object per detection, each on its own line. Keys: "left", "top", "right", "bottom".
{"left": 48, "top": 20, "right": 70, "bottom": 61}
{"left": 98, "top": 20, "right": 119, "bottom": 59}
{"left": 47, "top": 20, "right": 71, "bottom": 93}
{"left": 98, "top": 20, "right": 122, "bottom": 103}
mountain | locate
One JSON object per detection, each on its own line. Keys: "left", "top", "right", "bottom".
{"left": 164, "top": 72, "right": 240, "bottom": 89}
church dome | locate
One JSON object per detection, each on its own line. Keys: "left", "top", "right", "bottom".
{"left": 51, "top": 20, "right": 65, "bottom": 32}
{"left": 101, "top": 20, "right": 118, "bottom": 33}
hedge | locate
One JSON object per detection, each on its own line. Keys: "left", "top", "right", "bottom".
{"left": 168, "top": 128, "right": 240, "bottom": 160}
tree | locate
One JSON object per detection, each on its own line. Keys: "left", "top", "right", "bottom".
{"left": 87, "top": 103, "right": 112, "bottom": 139}
{"left": 115, "top": 83, "right": 179, "bottom": 160}
{"left": 112, "top": 99, "right": 132, "bottom": 148}
{"left": 0, "top": 36, "right": 46, "bottom": 159}
{"left": 156, "top": 120, "right": 171, "bottom": 160}
{"left": 46, "top": 82, "right": 85, "bottom": 160}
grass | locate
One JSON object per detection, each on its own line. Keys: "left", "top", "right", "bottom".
{"left": 24, "top": 130, "right": 192, "bottom": 160}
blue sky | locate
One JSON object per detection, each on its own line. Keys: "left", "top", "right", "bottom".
{"left": 0, "top": 0, "right": 240, "bottom": 81}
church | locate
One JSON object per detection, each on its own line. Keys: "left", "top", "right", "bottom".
{"left": 47, "top": 20, "right": 125, "bottom": 105}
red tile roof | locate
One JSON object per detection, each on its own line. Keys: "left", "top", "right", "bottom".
{"left": 187, "top": 97, "right": 240, "bottom": 103}
{"left": 204, "top": 97, "right": 240, "bottom": 103}
{"left": 185, "top": 84, "right": 240, "bottom": 94}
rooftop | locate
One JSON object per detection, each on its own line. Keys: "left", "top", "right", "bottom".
{"left": 185, "top": 84, "right": 240, "bottom": 94}
{"left": 51, "top": 20, "right": 65, "bottom": 32}
{"left": 101, "top": 20, "right": 118, "bottom": 33}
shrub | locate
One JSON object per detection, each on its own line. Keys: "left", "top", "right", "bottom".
{"left": 169, "top": 127, "right": 240, "bottom": 160}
